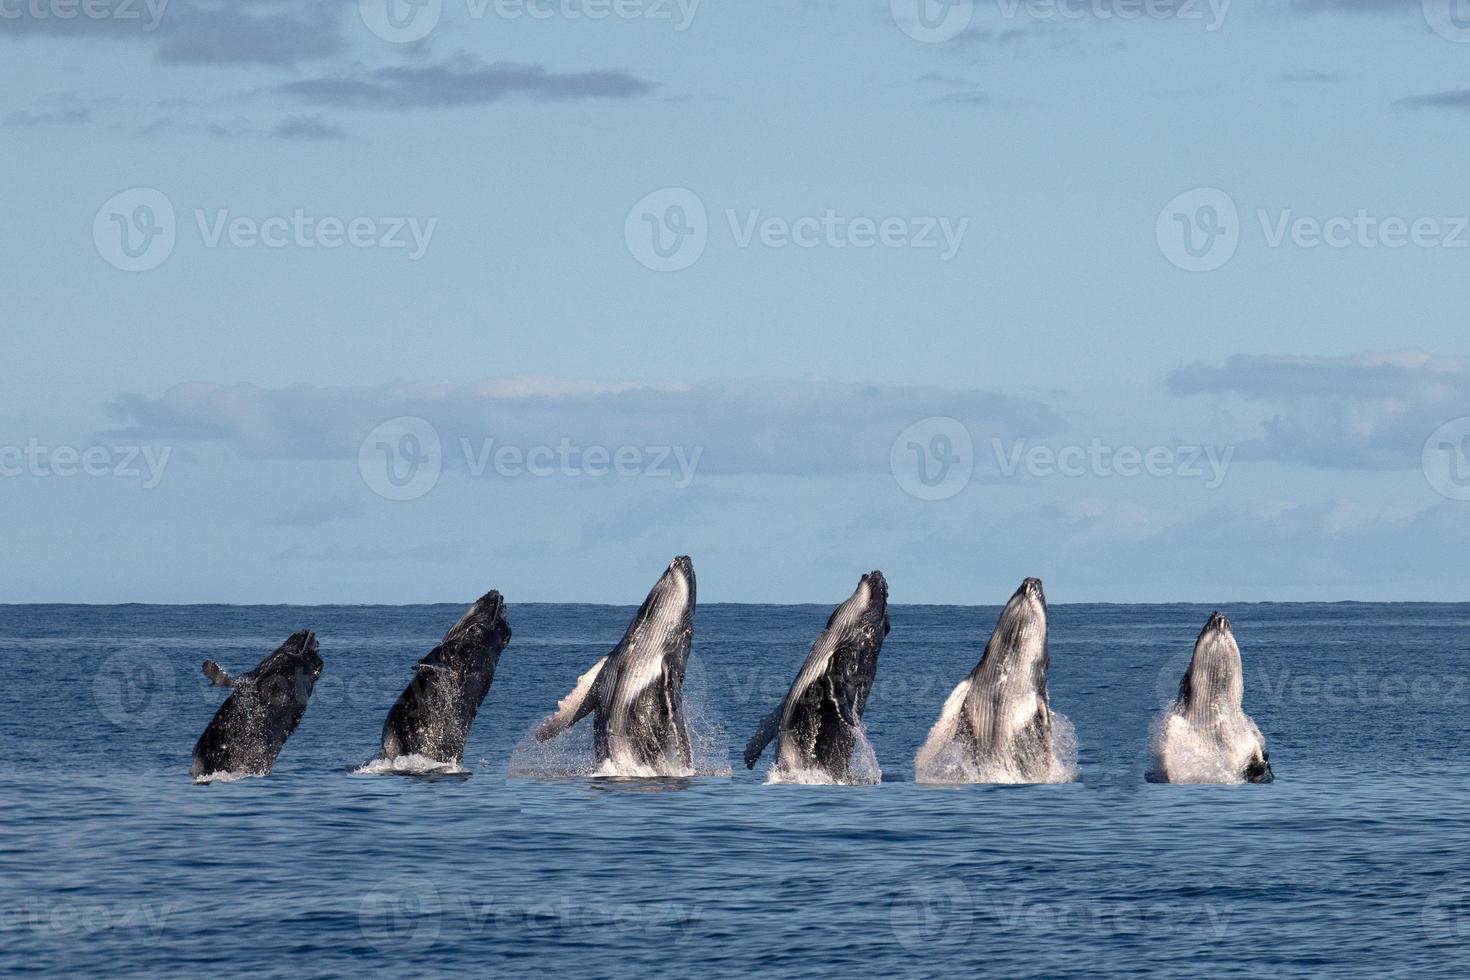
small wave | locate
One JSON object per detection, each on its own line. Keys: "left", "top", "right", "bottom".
{"left": 192, "top": 769, "right": 258, "bottom": 785}
{"left": 914, "top": 712, "right": 1079, "bottom": 785}
{"left": 352, "top": 754, "right": 468, "bottom": 778}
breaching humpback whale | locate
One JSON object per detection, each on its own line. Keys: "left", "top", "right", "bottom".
{"left": 535, "top": 557, "right": 697, "bottom": 775}
{"left": 191, "top": 630, "right": 323, "bottom": 781}
{"left": 1150, "top": 611, "right": 1272, "bottom": 784}
{"left": 376, "top": 591, "right": 512, "bottom": 766}
{"left": 915, "top": 578, "right": 1071, "bottom": 784}
{"left": 743, "top": 571, "right": 889, "bottom": 783}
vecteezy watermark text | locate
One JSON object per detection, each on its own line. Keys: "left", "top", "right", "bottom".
{"left": 357, "top": 0, "right": 699, "bottom": 43}
{"left": 358, "top": 417, "right": 703, "bottom": 501}
{"left": 1157, "top": 187, "right": 1470, "bottom": 272}
{"left": 624, "top": 187, "right": 969, "bottom": 272}
{"left": 889, "top": 417, "right": 1234, "bottom": 500}
{"left": 358, "top": 875, "right": 699, "bottom": 952}
{"left": 890, "top": 0, "right": 1228, "bottom": 43}
{"left": 0, "top": 440, "right": 170, "bottom": 488}
{"left": 0, "top": 0, "right": 169, "bottom": 30}
{"left": 994, "top": 438, "right": 1233, "bottom": 489}
{"left": 93, "top": 188, "right": 438, "bottom": 272}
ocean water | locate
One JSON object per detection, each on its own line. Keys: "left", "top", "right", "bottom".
{"left": 3, "top": 602, "right": 1470, "bottom": 977}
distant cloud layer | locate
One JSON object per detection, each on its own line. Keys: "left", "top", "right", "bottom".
{"left": 281, "top": 59, "right": 657, "bottom": 109}
{"left": 1394, "top": 90, "right": 1470, "bottom": 113}
{"left": 1166, "top": 351, "right": 1470, "bottom": 469}
{"left": 104, "top": 378, "right": 1063, "bottom": 476}
{"left": 155, "top": 1, "right": 344, "bottom": 66}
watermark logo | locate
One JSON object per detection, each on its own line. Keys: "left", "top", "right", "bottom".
{"left": 1155, "top": 648, "right": 1193, "bottom": 705}
{"left": 1424, "top": 0, "right": 1470, "bottom": 43}
{"left": 94, "top": 189, "right": 438, "bottom": 270}
{"left": 1156, "top": 187, "right": 1239, "bottom": 272}
{"left": 625, "top": 188, "right": 969, "bottom": 272}
{"left": 890, "top": 878, "right": 975, "bottom": 951}
{"left": 359, "top": 0, "right": 698, "bottom": 41}
{"left": 891, "top": 417, "right": 975, "bottom": 501}
{"left": 1, "top": 898, "right": 176, "bottom": 938}
{"left": 0, "top": 440, "right": 171, "bottom": 487}
{"left": 994, "top": 0, "right": 1227, "bottom": 30}
{"left": 1423, "top": 417, "right": 1470, "bottom": 502}
{"left": 995, "top": 438, "right": 1233, "bottom": 488}
{"left": 1423, "top": 876, "right": 1470, "bottom": 946}
{"left": 359, "top": 417, "right": 443, "bottom": 502}
{"left": 358, "top": 0, "right": 442, "bottom": 43}
{"left": 1160, "top": 187, "right": 1470, "bottom": 270}
{"left": 357, "top": 418, "right": 704, "bottom": 499}
{"left": 0, "top": 0, "right": 170, "bottom": 31}
{"left": 94, "top": 187, "right": 176, "bottom": 272}
{"left": 891, "top": 0, "right": 975, "bottom": 43}
{"left": 360, "top": 876, "right": 442, "bottom": 952}
{"left": 93, "top": 651, "right": 174, "bottom": 728}
{"left": 625, "top": 187, "right": 708, "bottom": 272}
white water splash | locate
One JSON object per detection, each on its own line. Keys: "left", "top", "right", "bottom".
{"left": 1148, "top": 709, "right": 1264, "bottom": 785}
{"left": 353, "top": 754, "right": 468, "bottom": 777}
{"left": 766, "top": 727, "right": 881, "bottom": 786}
{"left": 914, "top": 712, "right": 1079, "bottom": 785}
{"left": 508, "top": 661, "right": 731, "bottom": 780}
{"left": 192, "top": 769, "right": 256, "bottom": 785}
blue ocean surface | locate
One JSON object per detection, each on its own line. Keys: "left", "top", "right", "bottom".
{"left": 3, "top": 602, "right": 1470, "bottom": 977}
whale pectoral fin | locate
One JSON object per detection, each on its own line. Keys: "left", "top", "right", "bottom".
{"left": 414, "top": 644, "right": 449, "bottom": 675}
{"left": 536, "top": 655, "right": 609, "bottom": 741}
{"left": 744, "top": 708, "right": 781, "bottom": 769}
{"left": 202, "top": 660, "right": 239, "bottom": 688}
{"left": 1245, "top": 749, "right": 1273, "bottom": 783}
{"left": 832, "top": 682, "right": 859, "bottom": 729}
{"left": 916, "top": 677, "right": 973, "bottom": 770}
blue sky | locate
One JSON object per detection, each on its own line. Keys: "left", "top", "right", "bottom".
{"left": 3, "top": 0, "right": 1469, "bottom": 603}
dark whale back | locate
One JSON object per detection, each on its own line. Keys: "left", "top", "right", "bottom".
{"left": 191, "top": 630, "right": 323, "bottom": 780}
{"left": 746, "top": 571, "right": 889, "bottom": 780}
{"left": 378, "top": 591, "right": 512, "bottom": 764}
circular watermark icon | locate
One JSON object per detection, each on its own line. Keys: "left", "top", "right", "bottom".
{"left": 1423, "top": 417, "right": 1470, "bottom": 502}
{"left": 93, "top": 188, "right": 176, "bottom": 273}
{"left": 1156, "top": 187, "right": 1239, "bottom": 272}
{"left": 1422, "top": 876, "right": 1470, "bottom": 947}
{"left": 1155, "top": 647, "right": 1193, "bottom": 706}
{"left": 624, "top": 187, "right": 708, "bottom": 272}
{"left": 1423, "top": 0, "right": 1470, "bottom": 42}
{"left": 358, "top": 417, "right": 443, "bottom": 501}
{"left": 92, "top": 651, "right": 174, "bottom": 728}
{"left": 890, "top": 878, "right": 973, "bottom": 952}
{"left": 890, "top": 417, "right": 974, "bottom": 501}
{"left": 891, "top": 0, "right": 975, "bottom": 43}
{"left": 358, "top": 0, "right": 442, "bottom": 43}
{"left": 359, "top": 875, "right": 441, "bottom": 952}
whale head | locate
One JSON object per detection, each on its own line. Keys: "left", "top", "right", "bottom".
{"left": 260, "top": 629, "right": 323, "bottom": 684}
{"left": 1176, "top": 611, "right": 1246, "bottom": 723}
{"left": 443, "top": 590, "right": 511, "bottom": 653}
{"left": 990, "top": 577, "right": 1047, "bottom": 666}
{"left": 850, "top": 570, "right": 891, "bottom": 638}
{"left": 647, "top": 555, "right": 696, "bottom": 613}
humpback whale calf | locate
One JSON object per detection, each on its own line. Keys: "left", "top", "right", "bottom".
{"left": 743, "top": 571, "right": 889, "bottom": 784}
{"left": 376, "top": 591, "right": 512, "bottom": 768}
{"left": 535, "top": 557, "right": 697, "bottom": 776}
{"left": 915, "top": 578, "right": 1075, "bottom": 784}
{"left": 1150, "top": 612, "right": 1272, "bottom": 784}
{"left": 191, "top": 630, "right": 323, "bottom": 782}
